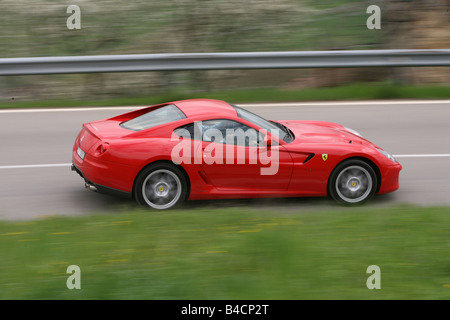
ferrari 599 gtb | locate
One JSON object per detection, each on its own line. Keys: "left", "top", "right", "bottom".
{"left": 72, "top": 99, "right": 401, "bottom": 209}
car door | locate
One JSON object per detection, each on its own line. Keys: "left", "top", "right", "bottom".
{"left": 197, "top": 119, "right": 293, "bottom": 190}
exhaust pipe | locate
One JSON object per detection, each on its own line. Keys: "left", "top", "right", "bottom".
{"left": 84, "top": 182, "right": 98, "bottom": 192}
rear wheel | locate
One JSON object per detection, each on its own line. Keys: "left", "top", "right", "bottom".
{"left": 328, "top": 159, "right": 377, "bottom": 205}
{"left": 134, "top": 163, "right": 188, "bottom": 209}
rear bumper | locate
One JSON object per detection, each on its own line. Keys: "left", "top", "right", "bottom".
{"left": 378, "top": 162, "right": 402, "bottom": 195}
{"left": 71, "top": 162, "right": 132, "bottom": 199}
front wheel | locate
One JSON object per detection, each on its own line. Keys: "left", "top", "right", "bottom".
{"left": 328, "top": 159, "right": 378, "bottom": 205}
{"left": 134, "top": 163, "right": 188, "bottom": 209}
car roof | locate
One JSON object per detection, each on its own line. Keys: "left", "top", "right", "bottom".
{"left": 173, "top": 99, "right": 238, "bottom": 119}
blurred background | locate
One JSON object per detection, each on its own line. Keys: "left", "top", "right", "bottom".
{"left": 0, "top": 0, "right": 449, "bottom": 103}
{"left": 1, "top": 1, "right": 450, "bottom": 300}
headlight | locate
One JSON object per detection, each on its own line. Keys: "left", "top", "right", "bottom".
{"left": 377, "top": 148, "right": 396, "bottom": 162}
{"left": 344, "top": 127, "right": 364, "bottom": 138}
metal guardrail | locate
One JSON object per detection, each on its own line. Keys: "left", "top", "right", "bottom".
{"left": 0, "top": 49, "right": 449, "bottom": 76}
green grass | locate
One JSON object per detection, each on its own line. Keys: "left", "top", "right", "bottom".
{"left": 1, "top": 205, "right": 450, "bottom": 299}
{"left": 1, "top": 83, "right": 449, "bottom": 110}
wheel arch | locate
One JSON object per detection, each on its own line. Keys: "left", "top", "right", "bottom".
{"left": 327, "top": 156, "right": 381, "bottom": 196}
{"left": 132, "top": 159, "right": 191, "bottom": 201}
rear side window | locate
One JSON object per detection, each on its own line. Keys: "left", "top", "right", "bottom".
{"left": 120, "top": 104, "right": 186, "bottom": 131}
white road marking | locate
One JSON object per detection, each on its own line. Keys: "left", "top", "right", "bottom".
{"left": 241, "top": 100, "right": 450, "bottom": 107}
{"left": 0, "top": 100, "right": 449, "bottom": 113}
{"left": 0, "top": 106, "right": 141, "bottom": 113}
{"left": 393, "top": 154, "right": 450, "bottom": 158}
{"left": 1, "top": 154, "right": 450, "bottom": 169}
{"left": 0, "top": 163, "right": 72, "bottom": 169}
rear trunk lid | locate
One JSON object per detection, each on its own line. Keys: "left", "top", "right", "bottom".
{"left": 85, "top": 119, "right": 130, "bottom": 139}
{"left": 76, "top": 124, "right": 101, "bottom": 153}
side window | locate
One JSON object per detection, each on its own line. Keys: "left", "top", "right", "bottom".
{"left": 201, "top": 120, "right": 263, "bottom": 147}
{"left": 174, "top": 119, "right": 269, "bottom": 147}
{"left": 173, "top": 122, "right": 199, "bottom": 140}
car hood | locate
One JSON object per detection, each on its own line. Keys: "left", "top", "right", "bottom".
{"left": 277, "top": 120, "right": 378, "bottom": 148}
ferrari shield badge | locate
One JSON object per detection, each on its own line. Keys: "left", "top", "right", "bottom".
{"left": 322, "top": 154, "right": 328, "bottom": 161}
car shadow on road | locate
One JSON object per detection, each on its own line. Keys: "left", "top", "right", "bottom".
{"left": 181, "top": 193, "right": 402, "bottom": 212}
{"left": 76, "top": 188, "right": 401, "bottom": 215}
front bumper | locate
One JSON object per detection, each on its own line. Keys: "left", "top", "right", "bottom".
{"left": 378, "top": 162, "right": 402, "bottom": 195}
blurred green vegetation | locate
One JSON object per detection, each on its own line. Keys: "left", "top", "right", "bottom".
{"left": 0, "top": 0, "right": 381, "bottom": 58}
{"left": 0, "top": 0, "right": 448, "bottom": 103}
{"left": 1, "top": 205, "right": 449, "bottom": 299}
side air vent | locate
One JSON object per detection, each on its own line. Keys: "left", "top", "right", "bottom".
{"left": 303, "top": 153, "right": 315, "bottom": 164}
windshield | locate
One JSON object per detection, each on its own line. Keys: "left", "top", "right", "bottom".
{"left": 120, "top": 104, "right": 186, "bottom": 131}
{"left": 231, "top": 104, "right": 293, "bottom": 143}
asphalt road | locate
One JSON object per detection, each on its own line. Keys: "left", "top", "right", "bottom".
{"left": 1, "top": 100, "right": 449, "bottom": 220}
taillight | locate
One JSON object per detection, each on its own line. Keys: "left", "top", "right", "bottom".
{"left": 94, "top": 142, "right": 110, "bottom": 156}
{"left": 100, "top": 143, "right": 110, "bottom": 153}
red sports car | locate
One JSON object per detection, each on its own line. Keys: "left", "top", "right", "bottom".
{"left": 72, "top": 99, "right": 401, "bottom": 209}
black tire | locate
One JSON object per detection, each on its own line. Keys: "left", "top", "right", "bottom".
{"left": 134, "top": 162, "right": 188, "bottom": 209}
{"left": 328, "top": 159, "right": 378, "bottom": 205}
